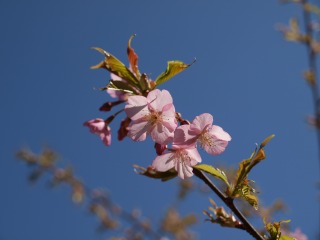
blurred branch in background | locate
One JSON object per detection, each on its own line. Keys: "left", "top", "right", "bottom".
{"left": 13, "top": 1, "right": 320, "bottom": 238}
{"left": 279, "top": 1, "right": 320, "bottom": 238}
{"left": 280, "top": 0, "right": 320, "bottom": 170}
{"left": 16, "top": 148, "right": 198, "bottom": 240}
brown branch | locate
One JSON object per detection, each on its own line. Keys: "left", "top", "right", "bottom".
{"left": 300, "top": 2, "right": 320, "bottom": 239}
{"left": 301, "top": 0, "right": 320, "bottom": 172}
{"left": 193, "top": 168, "right": 264, "bottom": 240}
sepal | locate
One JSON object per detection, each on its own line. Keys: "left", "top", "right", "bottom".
{"left": 193, "top": 164, "right": 230, "bottom": 187}
{"left": 133, "top": 165, "right": 177, "bottom": 181}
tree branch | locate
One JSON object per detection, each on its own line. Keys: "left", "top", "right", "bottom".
{"left": 193, "top": 168, "right": 264, "bottom": 240}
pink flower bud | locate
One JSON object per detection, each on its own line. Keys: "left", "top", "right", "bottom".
{"left": 154, "top": 143, "right": 167, "bottom": 155}
{"left": 83, "top": 118, "right": 112, "bottom": 146}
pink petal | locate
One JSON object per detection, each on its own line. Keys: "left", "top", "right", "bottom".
{"left": 175, "top": 159, "right": 193, "bottom": 179}
{"left": 100, "top": 132, "right": 111, "bottom": 146}
{"left": 148, "top": 89, "right": 173, "bottom": 112}
{"left": 152, "top": 152, "right": 175, "bottom": 172}
{"left": 160, "top": 104, "right": 177, "bottom": 132}
{"left": 185, "top": 148, "right": 202, "bottom": 165}
{"left": 107, "top": 89, "right": 128, "bottom": 101}
{"left": 161, "top": 118, "right": 178, "bottom": 132}
{"left": 210, "top": 125, "right": 232, "bottom": 141}
{"left": 190, "top": 113, "right": 213, "bottom": 134}
{"left": 127, "top": 121, "right": 149, "bottom": 141}
{"left": 182, "top": 164, "right": 194, "bottom": 179}
{"left": 162, "top": 103, "right": 174, "bottom": 113}
{"left": 150, "top": 123, "right": 174, "bottom": 145}
{"left": 203, "top": 137, "right": 229, "bottom": 155}
{"left": 125, "top": 96, "right": 149, "bottom": 121}
{"left": 173, "top": 125, "right": 197, "bottom": 147}
{"left": 172, "top": 148, "right": 201, "bottom": 179}
{"left": 83, "top": 118, "right": 105, "bottom": 133}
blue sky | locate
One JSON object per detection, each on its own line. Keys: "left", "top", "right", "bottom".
{"left": 1, "top": 0, "right": 319, "bottom": 239}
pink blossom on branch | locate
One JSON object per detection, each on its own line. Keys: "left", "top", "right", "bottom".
{"left": 152, "top": 125, "right": 202, "bottom": 179}
{"left": 152, "top": 144, "right": 202, "bottom": 179}
{"left": 124, "top": 89, "right": 177, "bottom": 145}
{"left": 175, "top": 113, "right": 231, "bottom": 155}
{"left": 83, "top": 118, "right": 112, "bottom": 146}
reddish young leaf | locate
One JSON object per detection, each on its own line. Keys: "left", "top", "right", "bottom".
{"left": 127, "top": 34, "right": 141, "bottom": 79}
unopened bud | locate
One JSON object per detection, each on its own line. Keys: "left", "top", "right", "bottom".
{"left": 155, "top": 143, "right": 167, "bottom": 155}
{"left": 99, "top": 100, "right": 125, "bottom": 111}
{"left": 118, "top": 117, "right": 131, "bottom": 141}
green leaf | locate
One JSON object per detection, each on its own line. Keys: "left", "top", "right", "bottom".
{"left": 155, "top": 60, "right": 195, "bottom": 86}
{"left": 133, "top": 165, "right": 177, "bottom": 181}
{"left": 265, "top": 220, "right": 291, "bottom": 240}
{"left": 101, "top": 80, "right": 139, "bottom": 95}
{"left": 232, "top": 134, "right": 275, "bottom": 196}
{"left": 279, "top": 236, "right": 295, "bottom": 240}
{"left": 91, "top": 47, "right": 140, "bottom": 87}
{"left": 260, "top": 134, "right": 275, "bottom": 148}
{"left": 242, "top": 185, "right": 259, "bottom": 210}
{"left": 233, "top": 158, "right": 251, "bottom": 191}
{"left": 138, "top": 73, "right": 150, "bottom": 92}
{"left": 193, "top": 164, "right": 230, "bottom": 187}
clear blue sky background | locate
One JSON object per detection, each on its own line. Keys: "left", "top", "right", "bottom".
{"left": 1, "top": 1, "right": 319, "bottom": 239}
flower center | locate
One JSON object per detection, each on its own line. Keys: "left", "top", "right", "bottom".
{"left": 147, "top": 111, "right": 162, "bottom": 126}
{"left": 198, "top": 129, "right": 213, "bottom": 148}
{"left": 175, "top": 149, "right": 191, "bottom": 164}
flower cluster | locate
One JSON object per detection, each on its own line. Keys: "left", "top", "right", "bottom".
{"left": 85, "top": 88, "right": 231, "bottom": 179}
{"left": 83, "top": 36, "right": 231, "bottom": 179}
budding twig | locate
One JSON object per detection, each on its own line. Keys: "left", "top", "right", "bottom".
{"left": 193, "top": 168, "right": 264, "bottom": 240}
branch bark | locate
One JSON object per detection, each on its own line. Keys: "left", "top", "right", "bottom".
{"left": 193, "top": 168, "right": 264, "bottom": 240}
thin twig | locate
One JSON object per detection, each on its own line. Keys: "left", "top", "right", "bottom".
{"left": 193, "top": 168, "right": 264, "bottom": 240}
{"left": 300, "top": 1, "right": 320, "bottom": 238}
{"left": 301, "top": 0, "right": 320, "bottom": 172}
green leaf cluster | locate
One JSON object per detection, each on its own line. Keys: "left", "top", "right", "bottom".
{"left": 194, "top": 135, "right": 275, "bottom": 211}
{"left": 91, "top": 35, "right": 193, "bottom": 96}
{"left": 264, "top": 220, "right": 294, "bottom": 240}
{"left": 226, "top": 134, "right": 275, "bottom": 210}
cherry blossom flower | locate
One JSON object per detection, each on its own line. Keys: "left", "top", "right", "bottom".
{"left": 83, "top": 118, "right": 111, "bottom": 146}
{"left": 124, "top": 89, "right": 177, "bottom": 145}
{"left": 175, "top": 113, "right": 231, "bottom": 155}
{"left": 152, "top": 125, "right": 202, "bottom": 179}
{"left": 152, "top": 144, "right": 201, "bottom": 179}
